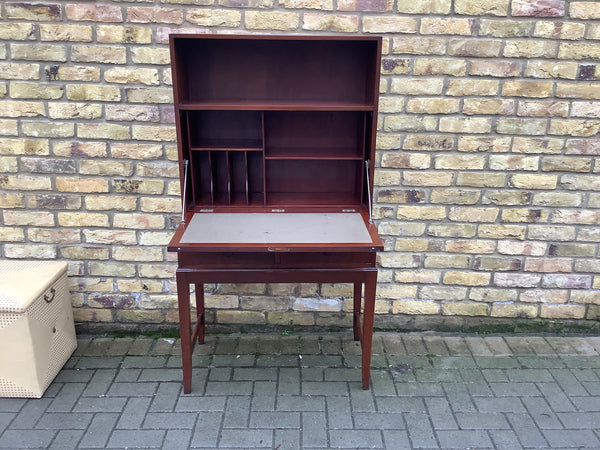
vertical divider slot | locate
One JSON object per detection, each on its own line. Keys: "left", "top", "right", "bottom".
{"left": 261, "top": 111, "right": 267, "bottom": 205}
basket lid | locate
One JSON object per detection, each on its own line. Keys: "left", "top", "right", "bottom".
{"left": 0, "top": 260, "right": 68, "bottom": 312}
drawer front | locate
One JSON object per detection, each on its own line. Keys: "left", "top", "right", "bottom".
{"left": 178, "top": 251, "right": 375, "bottom": 269}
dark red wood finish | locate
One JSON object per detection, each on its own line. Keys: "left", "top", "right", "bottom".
{"left": 168, "top": 34, "right": 382, "bottom": 393}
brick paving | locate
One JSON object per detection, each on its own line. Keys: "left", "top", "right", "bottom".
{"left": 0, "top": 332, "right": 599, "bottom": 449}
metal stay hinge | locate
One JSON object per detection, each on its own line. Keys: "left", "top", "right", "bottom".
{"left": 181, "top": 159, "right": 189, "bottom": 222}
{"left": 365, "top": 160, "right": 373, "bottom": 224}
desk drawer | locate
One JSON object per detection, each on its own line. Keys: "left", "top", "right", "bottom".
{"left": 178, "top": 251, "right": 375, "bottom": 269}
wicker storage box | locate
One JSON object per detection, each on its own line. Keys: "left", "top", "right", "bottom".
{"left": 0, "top": 260, "right": 77, "bottom": 398}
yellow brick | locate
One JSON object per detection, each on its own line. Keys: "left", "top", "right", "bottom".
{"left": 131, "top": 48, "right": 171, "bottom": 65}
{"left": 524, "top": 61, "right": 578, "bottom": 80}
{"left": 0, "top": 227, "right": 25, "bottom": 242}
{"left": 246, "top": 11, "right": 299, "bottom": 29}
{"left": 114, "top": 213, "right": 165, "bottom": 229}
{"left": 39, "top": 24, "right": 92, "bottom": 42}
{"left": 502, "top": 80, "right": 554, "bottom": 98}
{"left": 512, "top": 137, "right": 563, "bottom": 154}
{"left": 497, "top": 118, "right": 547, "bottom": 135}
{"left": 3, "top": 210, "right": 54, "bottom": 226}
{"left": 445, "top": 240, "right": 495, "bottom": 254}
{"left": 397, "top": 206, "right": 446, "bottom": 220}
{"left": 430, "top": 189, "right": 480, "bottom": 205}
{"left": 0, "top": 175, "right": 51, "bottom": 191}
{"left": 491, "top": 303, "right": 538, "bottom": 318}
{"left": 56, "top": 177, "right": 109, "bottom": 193}
{"left": 470, "top": 60, "right": 523, "bottom": 77}
{"left": 97, "top": 25, "right": 153, "bottom": 44}
{"left": 54, "top": 141, "right": 107, "bottom": 157}
{"left": 420, "top": 18, "right": 473, "bottom": 35}
{"left": 439, "top": 117, "right": 492, "bottom": 134}
{"left": 85, "top": 195, "right": 137, "bottom": 211}
{"left": 550, "top": 119, "right": 600, "bottom": 137}
{"left": 66, "top": 84, "right": 120, "bottom": 101}
{"left": 78, "top": 124, "right": 130, "bottom": 140}
{"left": 58, "top": 212, "right": 109, "bottom": 227}
{"left": 470, "top": 288, "right": 518, "bottom": 303}
{"left": 48, "top": 103, "right": 102, "bottom": 120}
{"left": 217, "top": 310, "right": 266, "bottom": 324}
{"left": 517, "top": 101, "right": 569, "bottom": 117}
{"left": 448, "top": 39, "right": 502, "bottom": 57}
{"left": 116, "top": 310, "right": 165, "bottom": 323}
{"left": 22, "top": 121, "right": 74, "bottom": 138}
{"left": 363, "top": 16, "right": 417, "bottom": 33}
{"left": 10, "top": 82, "right": 63, "bottom": 99}
{"left": 397, "top": 0, "right": 451, "bottom": 13}
{"left": 540, "top": 304, "right": 586, "bottom": 319}
{"left": 434, "top": 154, "right": 485, "bottom": 170}
{"left": 72, "top": 45, "right": 126, "bottom": 64}
{"left": 126, "top": 87, "right": 173, "bottom": 104}
{"left": 503, "top": 40, "right": 557, "bottom": 58}
{"left": 267, "top": 312, "right": 314, "bottom": 326}
{"left": 131, "top": 125, "right": 176, "bottom": 142}
{"left": 489, "top": 154, "right": 539, "bottom": 171}
{"left": 463, "top": 99, "right": 514, "bottom": 115}
{"left": 139, "top": 232, "right": 173, "bottom": 245}
{"left": 73, "top": 308, "right": 113, "bottom": 322}
{"left": 1, "top": 100, "right": 45, "bottom": 118}
{"left": 558, "top": 43, "right": 600, "bottom": 60}
{"left": 413, "top": 58, "right": 467, "bottom": 76}
{"left": 446, "top": 79, "right": 499, "bottom": 96}
{"left": 84, "top": 230, "right": 137, "bottom": 245}
{"left": 403, "top": 171, "right": 453, "bottom": 186}
{"left": 392, "top": 37, "right": 446, "bottom": 55}
{"left": 140, "top": 197, "right": 181, "bottom": 213}
{"left": 390, "top": 78, "right": 444, "bottom": 95}
{"left": 392, "top": 299, "right": 439, "bottom": 314}
{"left": 302, "top": 14, "right": 359, "bottom": 33}
{"left": 113, "top": 179, "right": 164, "bottom": 195}
{"left": 113, "top": 247, "right": 163, "bottom": 262}
{"left": 0, "top": 193, "right": 24, "bottom": 208}
{"left": 4, "top": 244, "right": 56, "bottom": 259}
{"left": 381, "top": 152, "right": 431, "bottom": 169}
{"left": 570, "top": 2, "right": 600, "bottom": 19}
{"left": 11, "top": 43, "right": 66, "bottom": 61}
{"left": 454, "top": 0, "right": 509, "bottom": 16}
{"left": 104, "top": 67, "right": 159, "bottom": 85}
{"left": 442, "top": 302, "right": 488, "bottom": 316}
{"left": 406, "top": 98, "right": 460, "bottom": 114}
{"left": 0, "top": 63, "right": 39, "bottom": 80}
{"left": 403, "top": 134, "right": 454, "bottom": 151}
{"left": 533, "top": 21, "right": 585, "bottom": 40}
{"left": 457, "top": 136, "right": 511, "bottom": 153}
{"left": 479, "top": 19, "right": 532, "bottom": 37}
{"left": 0, "top": 23, "right": 39, "bottom": 40}
{"left": 501, "top": 209, "right": 549, "bottom": 223}
{"left": 478, "top": 224, "right": 526, "bottom": 239}
{"left": 110, "top": 143, "right": 162, "bottom": 159}
{"left": 395, "top": 270, "right": 441, "bottom": 284}
{"left": 52, "top": 65, "right": 100, "bottom": 82}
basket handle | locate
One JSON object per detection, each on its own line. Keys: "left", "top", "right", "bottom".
{"left": 44, "top": 287, "right": 56, "bottom": 303}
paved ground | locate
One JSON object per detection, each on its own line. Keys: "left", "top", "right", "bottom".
{"left": 0, "top": 332, "right": 599, "bottom": 449}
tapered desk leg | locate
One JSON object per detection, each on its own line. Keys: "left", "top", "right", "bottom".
{"left": 195, "top": 283, "right": 205, "bottom": 344}
{"left": 353, "top": 282, "right": 361, "bottom": 341}
{"left": 361, "top": 272, "right": 377, "bottom": 390}
{"left": 177, "top": 274, "right": 192, "bottom": 394}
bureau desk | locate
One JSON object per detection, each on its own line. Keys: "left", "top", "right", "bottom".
{"left": 168, "top": 34, "right": 383, "bottom": 393}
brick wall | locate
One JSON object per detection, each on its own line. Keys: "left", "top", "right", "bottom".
{"left": 1, "top": 1, "right": 599, "bottom": 332}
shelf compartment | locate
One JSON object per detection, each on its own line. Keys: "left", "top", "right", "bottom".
{"left": 186, "top": 110, "right": 262, "bottom": 150}
{"left": 190, "top": 150, "right": 264, "bottom": 207}
{"left": 172, "top": 38, "right": 379, "bottom": 106}
{"left": 265, "top": 159, "right": 362, "bottom": 206}
{"left": 264, "top": 111, "right": 365, "bottom": 160}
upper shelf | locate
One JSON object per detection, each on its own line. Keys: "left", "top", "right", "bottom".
{"left": 171, "top": 36, "right": 381, "bottom": 108}
{"left": 177, "top": 100, "right": 376, "bottom": 112}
